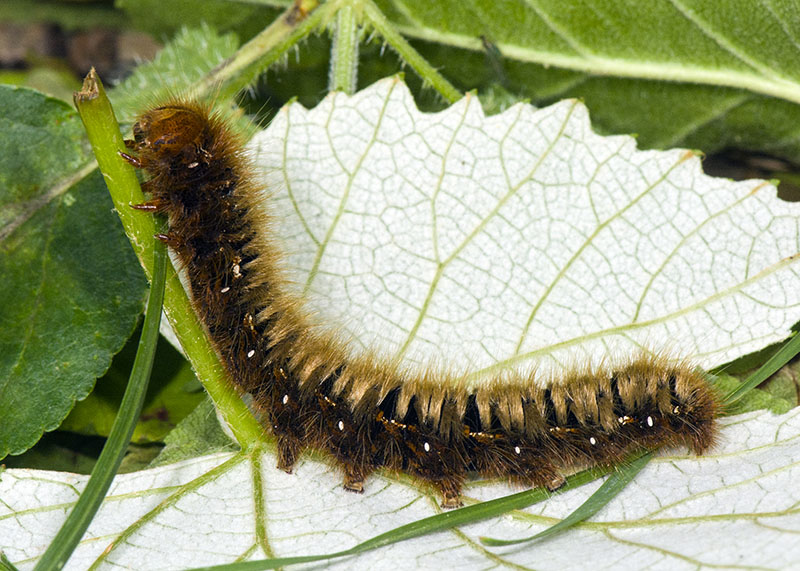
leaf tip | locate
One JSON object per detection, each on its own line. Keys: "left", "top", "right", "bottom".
{"left": 680, "top": 149, "right": 703, "bottom": 163}
{"left": 749, "top": 180, "right": 773, "bottom": 195}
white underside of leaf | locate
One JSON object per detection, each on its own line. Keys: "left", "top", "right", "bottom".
{"left": 250, "top": 77, "right": 800, "bottom": 383}
{"left": 7, "top": 79, "right": 800, "bottom": 570}
{"left": 3, "top": 407, "right": 799, "bottom": 570}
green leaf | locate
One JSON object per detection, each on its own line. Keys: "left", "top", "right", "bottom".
{"left": 116, "top": 0, "right": 281, "bottom": 41}
{"left": 0, "top": 87, "right": 147, "bottom": 459}
{"left": 148, "top": 397, "right": 239, "bottom": 468}
{"left": 59, "top": 334, "right": 204, "bottom": 443}
{"left": 0, "top": 86, "right": 91, "bottom": 225}
{"left": 376, "top": 0, "right": 800, "bottom": 158}
{"left": 1, "top": 433, "right": 102, "bottom": 475}
{"left": 723, "top": 330, "right": 800, "bottom": 405}
{"left": 714, "top": 372, "right": 794, "bottom": 415}
{"left": 109, "top": 26, "right": 240, "bottom": 123}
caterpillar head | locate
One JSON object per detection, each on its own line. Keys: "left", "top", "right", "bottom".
{"left": 131, "top": 104, "right": 208, "bottom": 165}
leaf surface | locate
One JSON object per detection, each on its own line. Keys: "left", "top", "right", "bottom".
{"left": 0, "top": 87, "right": 147, "bottom": 458}
{"left": 254, "top": 78, "right": 800, "bottom": 378}
{"left": 2, "top": 410, "right": 799, "bottom": 569}
{"left": 377, "top": 0, "right": 800, "bottom": 158}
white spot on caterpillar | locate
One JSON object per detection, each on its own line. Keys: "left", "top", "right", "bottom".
{"left": 647, "top": 416, "right": 654, "bottom": 427}
{"left": 282, "top": 394, "right": 289, "bottom": 405}
{"left": 338, "top": 420, "right": 344, "bottom": 431}
{"left": 221, "top": 286, "right": 230, "bottom": 293}
{"left": 233, "top": 264, "right": 242, "bottom": 278}
{"left": 247, "top": 349, "right": 255, "bottom": 358}
{"left": 514, "top": 446, "right": 521, "bottom": 455}
{"left": 187, "top": 161, "right": 199, "bottom": 169}
{"left": 673, "top": 405, "right": 682, "bottom": 414}
{"left": 424, "top": 442, "right": 431, "bottom": 452}
{"left": 589, "top": 437, "right": 597, "bottom": 445}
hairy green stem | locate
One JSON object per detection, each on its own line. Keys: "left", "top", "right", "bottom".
{"left": 189, "top": 0, "right": 327, "bottom": 102}
{"left": 72, "top": 70, "right": 263, "bottom": 448}
{"left": 329, "top": 2, "right": 360, "bottom": 93}
{"left": 360, "top": 0, "right": 461, "bottom": 103}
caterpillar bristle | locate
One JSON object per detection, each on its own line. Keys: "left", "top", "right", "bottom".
{"left": 125, "top": 98, "right": 722, "bottom": 509}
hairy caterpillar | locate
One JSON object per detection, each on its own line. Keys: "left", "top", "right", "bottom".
{"left": 121, "top": 98, "right": 721, "bottom": 509}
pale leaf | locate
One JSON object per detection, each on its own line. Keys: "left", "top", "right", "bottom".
{"left": 4, "top": 78, "right": 800, "bottom": 570}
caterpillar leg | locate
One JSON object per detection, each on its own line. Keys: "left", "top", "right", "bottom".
{"left": 131, "top": 198, "right": 169, "bottom": 213}
{"left": 515, "top": 466, "right": 566, "bottom": 491}
{"left": 343, "top": 463, "right": 370, "bottom": 493}
{"left": 505, "top": 444, "right": 567, "bottom": 492}
{"left": 436, "top": 476, "right": 464, "bottom": 509}
{"left": 275, "top": 435, "right": 302, "bottom": 474}
{"left": 265, "top": 366, "right": 307, "bottom": 474}
{"left": 380, "top": 418, "right": 467, "bottom": 508}
{"left": 154, "top": 231, "right": 183, "bottom": 248}
{"left": 119, "top": 150, "right": 142, "bottom": 168}
{"left": 545, "top": 473, "right": 566, "bottom": 491}
{"left": 408, "top": 439, "right": 465, "bottom": 509}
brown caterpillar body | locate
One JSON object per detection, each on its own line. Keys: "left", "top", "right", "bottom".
{"left": 122, "top": 100, "right": 721, "bottom": 508}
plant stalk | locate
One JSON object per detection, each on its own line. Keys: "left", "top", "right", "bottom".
{"left": 360, "top": 0, "right": 461, "bottom": 103}
{"left": 72, "top": 70, "right": 263, "bottom": 448}
{"left": 329, "top": 2, "right": 360, "bottom": 93}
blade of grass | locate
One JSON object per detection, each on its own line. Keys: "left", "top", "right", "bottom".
{"left": 184, "top": 466, "right": 609, "bottom": 571}
{"left": 724, "top": 333, "right": 800, "bottom": 406}
{"left": 480, "top": 452, "right": 652, "bottom": 546}
{"left": 1, "top": 551, "right": 21, "bottom": 571}
{"left": 32, "top": 123, "right": 169, "bottom": 571}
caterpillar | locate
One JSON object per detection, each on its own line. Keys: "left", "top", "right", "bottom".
{"left": 120, "top": 98, "right": 721, "bottom": 508}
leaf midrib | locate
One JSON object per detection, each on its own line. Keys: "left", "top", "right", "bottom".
{"left": 388, "top": 17, "right": 800, "bottom": 105}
